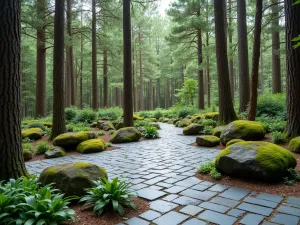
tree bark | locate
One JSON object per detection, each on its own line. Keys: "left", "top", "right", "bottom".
{"left": 248, "top": 0, "right": 263, "bottom": 121}
{"left": 123, "top": 0, "right": 133, "bottom": 126}
{"left": 51, "top": 0, "right": 66, "bottom": 139}
{"left": 35, "top": 0, "right": 47, "bottom": 118}
{"left": 271, "top": 0, "right": 282, "bottom": 93}
{"left": 0, "top": 0, "right": 28, "bottom": 180}
{"left": 103, "top": 49, "right": 108, "bottom": 107}
{"left": 150, "top": 80, "right": 154, "bottom": 110}
{"left": 197, "top": 25, "right": 205, "bottom": 109}
{"left": 157, "top": 78, "right": 161, "bottom": 108}
{"left": 92, "top": 0, "right": 98, "bottom": 110}
{"left": 214, "top": 0, "right": 237, "bottom": 124}
{"left": 228, "top": 0, "right": 235, "bottom": 101}
{"left": 65, "top": 49, "right": 71, "bottom": 107}
{"left": 260, "top": 49, "right": 264, "bottom": 93}
{"left": 286, "top": 0, "right": 300, "bottom": 137}
{"left": 206, "top": 32, "right": 211, "bottom": 108}
{"left": 138, "top": 25, "right": 144, "bottom": 110}
{"left": 237, "top": 0, "right": 250, "bottom": 112}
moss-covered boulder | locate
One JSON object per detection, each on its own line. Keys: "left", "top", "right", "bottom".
{"left": 289, "top": 137, "right": 300, "bottom": 153}
{"left": 220, "top": 120, "right": 266, "bottom": 145}
{"left": 23, "top": 150, "right": 33, "bottom": 161}
{"left": 42, "top": 122, "right": 52, "bottom": 128}
{"left": 39, "top": 162, "right": 107, "bottom": 197}
{"left": 90, "top": 122, "right": 98, "bottom": 128}
{"left": 22, "top": 128, "right": 43, "bottom": 140}
{"left": 110, "top": 127, "right": 141, "bottom": 143}
{"left": 215, "top": 141, "right": 297, "bottom": 182}
{"left": 212, "top": 126, "right": 226, "bottom": 138}
{"left": 97, "top": 120, "right": 115, "bottom": 131}
{"left": 112, "top": 121, "right": 124, "bottom": 130}
{"left": 45, "top": 147, "right": 66, "bottom": 159}
{"left": 23, "top": 120, "right": 39, "bottom": 125}
{"left": 191, "top": 114, "right": 204, "bottom": 123}
{"left": 76, "top": 139, "right": 106, "bottom": 154}
{"left": 133, "top": 114, "right": 144, "bottom": 120}
{"left": 204, "top": 112, "right": 219, "bottom": 120}
{"left": 183, "top": 123, "right": 204, "bottom": 135}
{"left": 226, "top": 139, "right": 245, "bottom": 147}
{"left": 53, "top": 131, "right": 96, "bottom": 148}
{"left": 196, "top": 135, "right": 220, "bottom": 147}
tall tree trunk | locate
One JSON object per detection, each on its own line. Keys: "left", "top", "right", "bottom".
{"left": 67, "top": 0, "right": 75, "bottom": 106}
{"left": 260, "top": 49, "right": 264, "bottom": 93}
{"left": 51, "top": 0, "right": 66, "bottom": 139}
{"left": 103, "top": 49, "right": 108, "bottom": 107}
{"left": 181, "top": 65, "right": 184, "bottom": 87}
{"left": 0, "top": 0, "right": 28, "bottom": 180}
{"left": 237, "top": 0, "right": 250, "bottom": 112}
{"left": 35, "top": 0, "right": 47, "bottom": 118}
{"left": 214, "top": 0, "right": 237, "bottom": 124}
{"left": 248, "top": 0, "right": 263, "bottom": 121}
{"left": 228, "top": 0, "right": 235, "bottom": 101}
{"left": 197, "top": 25, "right": 205, "bottom": 109}
{"left": 92, "top": 0, "right": 98, "bottom": 110}
{"left": 286, "top": 0, "right": 300, "bottom": 137}
{"left": 150, "top": 80, "right": 154, "bottom": 110}
{"left": 157, "top": 78, "right": 161, "bottom": 108}
{"left": 171, "top": 79, "right": 175, "bottom": 106}
{"left": 123, "top": 0, "right": 133, "bottom": 126}
{"left": 206, "top": 32, "right": 211, "bottom": 108}
{"left": 138, "top": 25, "right": 144, "bottom": 110}
{"left": 165, "top": 80, "right": 170, "bottom": 109}
{"left": 65, "top": 49, "right": 71, "bottom": 107}
{"left": 135, "top": 64, "right": 139, "bottom": 111}
{"left": 271, "top": 0, "right": 282, "bottom": 93}
{"left": 80, "top": 0, "right": 83, "bottom": 108}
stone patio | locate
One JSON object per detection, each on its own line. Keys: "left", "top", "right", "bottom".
{"left": 26, "top": 123, "right": 300, "bottom": 225}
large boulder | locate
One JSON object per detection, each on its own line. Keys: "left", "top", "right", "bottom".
{"left": 97, "top": 121, "right": 115, "bottom": 131}
{"left": 212, "top": 126, "right": 226, "bottom": 138}
{"left": 53, "top": 131, "right": 96, "bottom": 148}
{"left": 76, "top": 139, "right": 106, "bottom": 154}
{"left": 216, "top": 141, "right": 297, "bottom": 182}
{"left": 226, "top": 139, "right": 245, "bottom": 147}
{"left": 39, "top": 162, "right": 107, "bottom": 197}
{"left": 42, "top": 122, "right": 52, "bottom": 128}
{"left": 220, "top": 120, "right": 266, "bottom": 145}
{"left": 112, "top": 121, "right": 124, "bottom": 130}
{"left": 45, "top": 147, "right": 66, "bottom": 159}
{"left": 22, "top": 128, "right": 43, "bottom": 140}
{"left": 110, "top": 127, "right": 141, "bottom": 143}
{"left": 183, "top": 123, "right": 204, "bottom": 135}
{"left": 289, "top": 137, "right": 300, "bottom": 153}
{"left": 196, "top": 135, "right": 220, "bottom": 147}
{"left": 204, "top": 112, "right": 219, "bottom": 120}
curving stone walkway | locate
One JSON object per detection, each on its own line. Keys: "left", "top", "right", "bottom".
{"left": 26, "top": 123, "right": 300, "bottom": 225}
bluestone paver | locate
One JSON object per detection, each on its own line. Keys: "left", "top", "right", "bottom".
{"left": 271, "top": 213, "right": 300, "bottom": 225}
{"left": 137, "top": 188, "right": 166, "bottom": 200}
{"left": 244, "top": 197, "right": 279, "bottom": 208}
{"left": 139, "top": 210, "right": 161, "bottom": 221}
{"left": 125, "top": 217, "right": 149, "bottom": 225}
{"left": 210, "top": 197, "right": 239, "bottom": 208}
{"left": 180, "top": 205, "right": 204, "bottom": 216}
{"left": 153, "top": 211, "right": 189, "bottom": 225}
{"left": 198, "top": 210, "right": 237, "bottom": 225}
{"left": 257, "top": 193, "right": 283, "bottom": 203}
{"left": 181, "top": 189, "right": 217, "bottom": 201}
{"left": 182, "top": 218, "right": 207, "bottom": 225}
{"left": 286, "top": 197, "right": 300, "bottom": 207}
{"left": 220, "top": 188, "right": 250, "bottom": 201}
{"left": 208, "top": 184, "right": 230, "bottom": 192}
{"left": 227, "top": 209, "right": 245, "bottom": 217}
{"left": 237, "top": 203, "right": 273, "bottom": 216}
{"left": 173, "top": 196, "right": 202, "bottom": 205}
{"left": 150, "top": 200, "right": 178, "bottom": 213}
{"left": 199, "top": 202, "right": 230, "bottom": 213}
{"left": 240, "top": 213, "right": 265, "bottom": 225}
{"left": 277, "top": 205, "right": 300, "bottom": 216}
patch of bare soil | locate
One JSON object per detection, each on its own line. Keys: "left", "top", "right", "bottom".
{"left": 65, "top": 198, "right": 149, "bottom": 225}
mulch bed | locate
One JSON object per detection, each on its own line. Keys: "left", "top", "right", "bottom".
{"left": 65, "top": 198, "right": 149, "bottom": 225}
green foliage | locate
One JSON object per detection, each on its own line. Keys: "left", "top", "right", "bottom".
{"left": 198, "top": 161, "right": 215, "bottom": 174}
{"left": 72, "top": 123, "right": 91, "bottom": 132}
{"left": 256, "top": 94, "right": 286, "bottom": 118}
{"left": 137, "top": 111, "right": 152, "bottom": 118}
{"left": 22, "top": 137, "right": 32, "bottom": 144}
{"left": 134, "top": 120, "right": 150, "bottom": 128}
{"left": 271, "top": 131, "right": 286, "bottom": 144}
{"left": 106, "top": 142, "right": 112, "bottom": 147}
{"left": 209, "top": 167, "right": 222, "bottom": 180}
{"left": 176, "top": 121, "right": 185, "bottom": 127}
{"left": 74, "top": 108, "right": 97, "bottom": 124}
{"left": 26, "top": 122, "right": 46, "bottom": 131}
{"left": 283, "top": 168, "right": 300, "bottom": 185}
{"left": 65, "top": 107, "right": 77, "bottom": 121}
{"left": 153, "top": 111, "right": 163, "bottom": 119}
{"left": 200, "top": 119, "right": 217, "bottom": 128}
{"left": 178, "top": 108, "right": 192, "bottom": 118}
{"left": 80, "top": 178, "right": 137, "bottom": 217}
{"left": 98, "top": 131, "right": 105, "bottom": 136}
{"left": 175, "top": 78, "right": 198, "bottom": 106}
{"left": 0, "top": 177, "right": 75, "bottom": 224}
{"left": 35, "top": 142, "right": 51, "bottom": 155}
{"left": 202, "top": 126, "right": 213, "bottom": 135}
{"left": 143, "top": 126, "right": 159, "bottom": 139}
{"left": 98, "top": 107, "right": 122, "bottom": 120}
{"left": 22, "top": 143, "right": 33, "bottom": 152}
{"left": 109, "top": 130, "right": 115, "bottom": 135}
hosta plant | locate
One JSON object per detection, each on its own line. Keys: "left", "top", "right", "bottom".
{"left": 80, "top": 178, "right": 137, "bottom": 216}
{"left": 143, "top": 126, "right": 159, "bottom": 139}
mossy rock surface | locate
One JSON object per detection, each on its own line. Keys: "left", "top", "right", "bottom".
{"left": 97, "top": 120, "right": 115, "bottom": 131}
{"left": 53, "top": 131, "right": 96, "bottom": 148}
{"left": 22, "top": 128, "right": 43, "bottom": 140}
{"left": 45, "top": 147, "right": 66, "bottom": 159}
{"left": 215, "top": 141, "right": 297, "bottom": 182}
{"left": 226, "top": 139, "right": 245, "bottom": 147}
{"left": 220, "top": 120, "right": 266, "bottom": 145}
{"left": 42, "top": 122, "right": 52, "bottom": 128}
{"left": 191, "top": 114, "right": 204, "bottom": 123}
{"left": 133, "top": 114, "right": 144, "bottom": 120}
{"left": 39, "top": 162, "right": 107, "bottom": 197}
{"left": 90, "top": 122, "right": 98, "bottom": 128}
{"left": 110, "top": 127, "right": 141, "bottom": 143}
{"left": 212, "top": 126, "right": 226, "bottom": 138}
{"left": 204, "top": 112, "right": 219, "bottom": 120}
{"left": 23, "top": 150, "right": 33, "bottom": 161}
{"left": 76, "top": 139, "right": 106, "bottom": 154}
{"left": 196, "top": 135, "right": 220, "bottom": 147}
{"left": 183, "top": 123, "right": 204, "bottom": 135}
{"left": 23, "top": 120, "right": 39, "bottom": 125}
{"left": 112, "top": 121, "right": 124, "bottom": 130}
{"left": 289, "top": 137, "right": 300, "bottom": 153}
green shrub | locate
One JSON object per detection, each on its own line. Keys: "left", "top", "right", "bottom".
{"left": 202, "top": 126, "right": 213, "bottom": 135}
{"left": 200, "top": 119, "right": 217, "bottom": 128}
{"left": 65, "top": 107, "right": 77, "bottom": 121}
{"left": 209, "top": 167, "right": 222, "bottom": 180}
{"left": 0, "top": 177, "right": 75, "bottom": 224}
{"left": 271, "top": 131, "right": 286, "bottom": 144}
{"left": 153, "top": 111, "right": 163, "bottom": 119}
{"left": 134, "top": 120, "right": 150, "bottom": 128}
{"left": 98, "top": 107, "right": 122, "bottom": 120}
{"left": 26, "top": 122, "right": 46, "bottom": 131}
{"left": 66, "top": 125, "right": 74, "bottom": 132}
{"left": 109, "top": 130, "right": 115, "bottom": 135}
{"left": 72, "top": 123, "right": 91, "bottom": 132}
{"left": 256, "top": 94, "right": 286, "bottom": 118}
{"left": 22, "top": 143, "right": 33, "bottom": 152}
{"left": 22, "top": 137, "right": 32, "bottom": 143}
{"left": 198, "top": 161, "right": 215, "bottom": 174}
{"left": 178, "top": 108, "right": 192, "bottom": 118}
{"left": 80, "top": 178, "right": 137, "bottom": 216}
{"left": 74, "top": 108, "right": 97, "bottom": 123}
{"left": 98, "top": 131, "right": 105, "bottom": 136}
{"left": 269, "top": 121, "right": 286, "bottom": 133}
{"left": 138, "top": 111, "right": 152, "bottom": 118}
{"left": 35, "top": 142, "right": 51, "bottom": 155}
{"left": 176, "top": 121, "right": 185, "bottom": 127}
{"left": 106, "top": 142, "right": 112, "bottom": 147}
{"left": 143, "top": 126, "right": 159, "bottom": 139}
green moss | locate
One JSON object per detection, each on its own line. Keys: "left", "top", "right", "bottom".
{"left": 44, "top": 167, "right": 59, "bottom": 176}
{"left": 196, "top": 135, "right": 220, "bottom": 147}
{"left": 53, "top": 131, "right": 96, "bottom": 147}
{"left": 110, "top": 127, "right": 141, "bottom": 143}
{"left": 23, "top": 150, "right": 33, "bottom": 161}
{"left": 76, "top": 139, "right": 106, "bottom": 154}
{"left": 133, "top": 114, "right": 144, "bottom": 120}
{"left": 23, "top": 120, "right": 39, "bottom": 125}
{"left": 289, "top": 137, "right": 300, "bottom": 153}
{"left": 22, "top": 128, "right": 43, "bottom": 140}
{"left": 215, "top": 148, "right": 231, "bottom": 166}
{"left": 202, "top": 135, "right": 220, "bottom": 142}
{"left": 42, "top": 122, "right": 52, "bottom": 128}
{"left": 212, "top": 126, "right": 225, "bottom": 137}
{"left": 233, "top": 120, "right": 266, "bottom": 136}
{"left": 226, "top": 139, "right": 245, "bottom": 147}
{"left": 204, "top": 112, "right": 219, "bottom": 120}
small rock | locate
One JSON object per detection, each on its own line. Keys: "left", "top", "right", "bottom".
{"left": 196, "top": 135, "right": 220, "bottom": 147}
{"left": 45, "top": 147, "right": 66, "bottom": 159}
{"left": 76, "top": 139, "right": 106, "bottom": 154}
{"left": 183, "top": 123, "right": 204, "bottom": 135}
{"left": 110, "top": 127, "right": 141, "bottom": 143}
{"left": 22, "top": 128, "right": 43, "bottom": 140}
